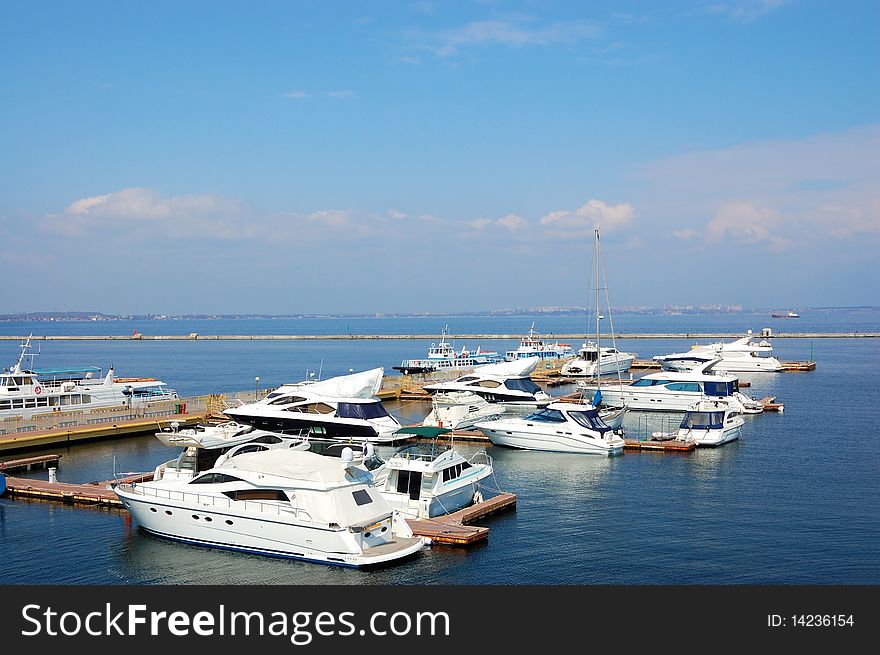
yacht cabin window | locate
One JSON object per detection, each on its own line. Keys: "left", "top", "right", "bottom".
{"left": 190, "top": 473, "right": 246, "bottom": 484}
{"left": 524, "top": 409, "right": 566, "bottom": 423}
{"left": 568, "top": 410, "right": 612, "bottom": 432}
{"left": 631, "top": 378, "right": 669, "bottom": 387}
{"left": 504, "top": 378, "right": 541, "bottom": 394}
{"left": 336, "top": 402, "right": 390, "bottom": 420}
{"left": 664, "top": 382, "right": 703, "bottom": 392}
{"left": 351, "top": 489, "right": 373, "bottom": 506}
{"left": 471, "top": 380, "right": 501, "bottom": 388}
{"left": 287, "top": 402, "right": 336, "bottom": 414}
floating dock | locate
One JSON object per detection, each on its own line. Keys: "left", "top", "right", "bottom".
{"left": 2, "top": 471, "right": 151, "bottom": 507}
{"left": 406, "top": 492, "right": 517, "bottom": 545}
{"left": 624, "top": 438, "right": 696, "bottom": 452}
{"left": 0, "top": 453, "right": 62, "bottom": 472}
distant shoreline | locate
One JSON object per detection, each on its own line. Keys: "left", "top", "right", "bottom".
{"left": 0, "top": 332, "right": 876, "bottom": 340}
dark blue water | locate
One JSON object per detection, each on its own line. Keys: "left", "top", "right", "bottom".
{"left": 1, "top": 316, "right": 878, "bottom": 584}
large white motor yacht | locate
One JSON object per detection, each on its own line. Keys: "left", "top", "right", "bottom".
{"left": 578, "top": 359, "right": 763, "bottom": 413}
{"left": 114, "top": 448, "right": 427, "bottom": 567}
{"left": 652, "top": 399, "right": 745, "bottom": 447}
{"left": 561, "top": 342, "right": 637, "bottom": 377}
{"left": 223, "top": 368, "right": 402, "bottom": 442}
{"left": 474, "top": 402, "right": 625, "bottom": 455}
{"left": 652, "top": 332, "right": 782, "bottom": 372}
{"left": 420, "top": 357, "right": 551, "bottom": 430}
{"left": 0, "top": 336, "right": 178, "bottom": 420}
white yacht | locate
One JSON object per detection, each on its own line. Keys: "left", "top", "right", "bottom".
{"left": 223, "top": 368, "right": 402, "bottom": 442}
{"left": 0, "top": 336, "right": 178, "bottom": 420}
{"left": 393, "top": 326, "right": 502, "bottom": 375}
{"left": 114, "top": 448, "right": 427, "bottom": 567}
{"left": 504, "top": 323, "right": 573, "bottom": 361}
{"left": 652, "top": 332, "right": 783, "bottom": 372}
{"left": 578, "top": 359, "right": 763, "bottom": 413}
{"left": 651, "top": 399, "right": 745, "bottom": 447}
{"left": 561, "top": 342, "right": 637, "bottom": 377}
{"left": 420, "top": 357, "right": 552, "bottom": 430}
{"left": 371, "top": 435, "right": 494, "bottom": 519}
{"left": 474, "top": 402, "right": 625, "bottom": 455}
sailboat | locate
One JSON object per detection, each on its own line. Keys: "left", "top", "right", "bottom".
{"left": 568, "top": 228, "right": 631, "bottom": 429}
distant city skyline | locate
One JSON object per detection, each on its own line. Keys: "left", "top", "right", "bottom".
{"left": 1, "top": 1, "right": 878, "bottom": 314}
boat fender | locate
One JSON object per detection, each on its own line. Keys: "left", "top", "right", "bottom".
{"left": 34, "top": 385, "right": 42, "bottom": 394}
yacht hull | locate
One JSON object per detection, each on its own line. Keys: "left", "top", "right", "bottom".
{"left": 690, "top": 425, "right": 742, "bottom": 447}
{"left": 561, "top": 354, "right": 636, "bottom": 377}
{"left": 115, "top": 487, "right": 425, "bottom": 567}
{"left": 580, "top": 385, "right": 746, "bottom": 413}
{"left": 476, "top": 424, "right": 623, "bottom": 455}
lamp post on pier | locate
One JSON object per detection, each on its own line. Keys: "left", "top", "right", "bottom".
{"left": 255, "top": 376, "right": 260, "bottom": 401}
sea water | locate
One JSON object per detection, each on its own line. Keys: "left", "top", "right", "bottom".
{"left": 0, "top": 312, "right": 878, "bottom": 584}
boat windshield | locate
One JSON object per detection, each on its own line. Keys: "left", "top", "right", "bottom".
{"left": 336, "top": 401, "right": 390, "bottom": 420}
{"left": 503, "top": 378, "right": 541, "bottom": 394}
{"left": 567, "top": 409, "right": 612, "bottom": 432}
{"left": 523, "top": 408, "right": 566, "bottom": 423}
{"left": 680, "top": 411, "right": 725, "bottom": 430}
{"left": 703, "top": 381, "right": 736, "bottom": 397}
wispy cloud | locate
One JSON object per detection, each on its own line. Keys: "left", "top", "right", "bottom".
{"left": 635, "top": 124, "right": 880, "bottom": 248}
{"left": 283, "top": 90, "right": 310, "bottom": 99}
{"left": 326, "top": 90, "right": 356, "bottom": 98}
{"left": 411, "top": 17, "right": 601, "bottom": 57}
{"left": 693, "top": 0, "right": 789, "bottom": 23}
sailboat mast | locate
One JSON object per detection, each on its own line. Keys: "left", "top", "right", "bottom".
{"left": 595, "top": 229, "right": 601, "bottom": 390}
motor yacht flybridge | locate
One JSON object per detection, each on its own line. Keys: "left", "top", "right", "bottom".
{"left": 504, "top": 323, "right": 572, "bottom": 361}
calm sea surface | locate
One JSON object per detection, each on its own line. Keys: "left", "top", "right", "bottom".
{"left": 1, "top": 312, "right": 878, "bottom": 584}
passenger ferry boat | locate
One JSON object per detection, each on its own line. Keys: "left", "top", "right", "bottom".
{"left": 505, "top": 323, "right": 572, "bottom": 361}
{"left": 392, "top": 326, "right": 502, "bottom": 375}
{"left": 0, "top": 336, "right": 178, "bottom": 420}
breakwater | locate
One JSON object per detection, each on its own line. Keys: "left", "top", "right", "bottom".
{"left": 0, "top": 332, "right": 877, "bottom": 340}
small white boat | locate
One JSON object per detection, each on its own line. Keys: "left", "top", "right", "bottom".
{"left": 651, "top": 399, "right": 745, "bottom": 447}
{"left": 114, "top": 448, "right": 427, "bottom": 567}
{"left": 474, "top": 402, "right": 625, "bottom": 455}
{"left": 372, "top": 431, "right": 494, "bottom": 519}
{"left": 561, "top": 342, "right": 637, "bottom": 377}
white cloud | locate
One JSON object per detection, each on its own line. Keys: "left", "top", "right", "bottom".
{"left": 387, "top": 209, "right": 407, "bottom": 219}
{"left": 497, "top": 213, "right": 528, "bottom": 231}
{"left": 539, "top": 198, "right": 635, "bottom": 233}
{"left": 283, "top": 90, "right": 310, "bottom": 99}
{"left": 693, "top": 0, "right": 789, "bottom": 23}
{"left": 415, "top": 18, "right": 601, "bottom": 57}
{"left": 673, "top": 228, "right": 701, "bottom": 240}
{"left": 703, "top": 202, "right": 790, "bottom": 250}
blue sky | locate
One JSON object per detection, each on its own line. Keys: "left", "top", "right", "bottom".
{"left": 1, "top": 0, "right": 878, "bottom": 314}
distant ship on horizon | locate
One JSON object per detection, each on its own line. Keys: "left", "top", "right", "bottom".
{"left": 770, "top": 310, "right": 800, "bottom": 319}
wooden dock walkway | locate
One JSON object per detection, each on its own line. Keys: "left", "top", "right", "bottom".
{"left": 406, "top": 492, "right": 517, "bottom": 545}
{"left": 2, "top": 471, "right": 153, "bottom": 506}
{"left": 0, "top": 453, "right": 62, "bottom": 472}
{"left": 624, "top": 438, "right": 696, "bottom": 452}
